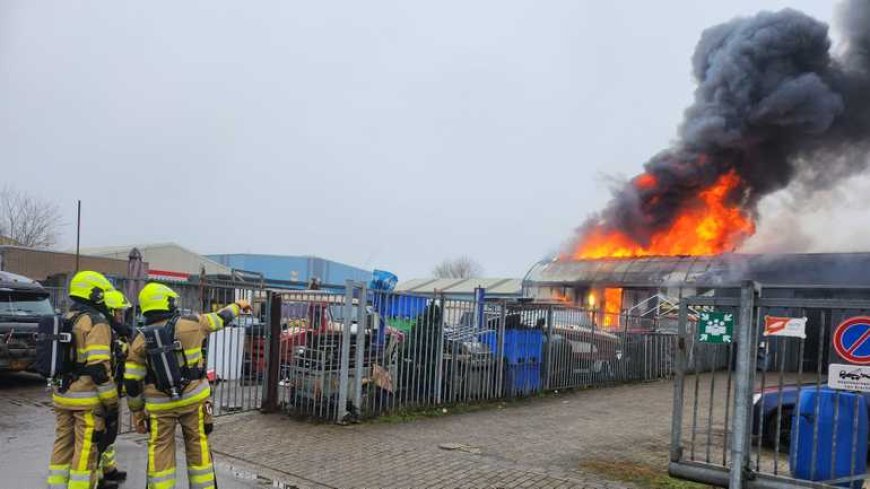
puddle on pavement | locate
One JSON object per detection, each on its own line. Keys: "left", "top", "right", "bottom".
{"left": 215, "top": 460, "right": 302, "bottom": 488}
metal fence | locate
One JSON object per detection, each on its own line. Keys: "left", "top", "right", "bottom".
{"left": 269, "top": 283, "right": 698, "bottom": 422}
{"left": 42, "top": 276, "right": 704, "bottom": 429}
{"left": 670, "top": 283, "right": 870, "bottom": 488}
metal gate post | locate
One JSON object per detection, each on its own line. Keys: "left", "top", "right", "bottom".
{"left": 670, "top": 300, "right": 689, "bottom": 463}
{"left": 353, "top": 283, "right": 367, "bottom": 414}
{"left": 545, "top": 305, "right": 554, "bottom": 390}
{"left": 729, "top": 282, "right": 757, "bottom": 489}
{"left": 336, "top": 282, "right": 354, "bottom": 423}
{"left": 496, "top": 302, "right": 506, "bottom": 398}
{"left": 433, "top": 292, "right": 446, "bottom": 405}
{"left": 261, "top": 291, "right": 282, "bottom": 413}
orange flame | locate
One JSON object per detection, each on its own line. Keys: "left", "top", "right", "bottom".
{"left": 602, "top": 287, "right": 622, "bottom": 329}
{"left": 634, "top": 173, "right": 657, "bottom": 190}
{"left": 551, "top": 289, "right": 572, "bottom": 304}
{"left": 574, "top": 169, "right": 755, "bottom": 259}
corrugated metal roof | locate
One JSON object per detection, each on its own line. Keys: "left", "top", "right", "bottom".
{"left": 526, "top": 255, "right": 731, "bottom": 286}
{"left": 77, "top": 242, "right": 177, "bottom": 256}
{"left": 396, "top": 277, "right": 522, "bottom": 296}
{"left": 525, "top": 253, "right": 870, "bottom": 287}
{"left": 487, "top": 279, "right": 524, "bottom": 295}
{"left": 395, "top": 278, "right": 439, "bottom": 292}
{"left": 79, "top": 243, "right": 230, "bottom": 276}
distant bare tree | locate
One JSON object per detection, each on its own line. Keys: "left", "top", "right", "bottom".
{"left": 432, "top": 256, "right": 483, "bottom": 278}
{"left": 0, "top": 186, "right": 63, "bottom": 248}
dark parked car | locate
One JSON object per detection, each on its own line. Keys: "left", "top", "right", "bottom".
{"left": 0, "top": 271, "right": 54, "bottom": 372}
{"left": 752, "top": 383, "right": 870, "bottom": 448}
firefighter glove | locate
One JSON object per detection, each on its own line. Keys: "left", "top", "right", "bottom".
{"left": 133, "top": 411, "right": 149, "bottom": 434}
{"left": 204, "top": 400, "right": 214, "bottom": 435}
{"left": 234, "top": 299, "right": 252, "bottom": 313}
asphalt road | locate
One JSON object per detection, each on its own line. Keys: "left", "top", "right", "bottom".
{"left": 0, "top": 372, "right": 271, "bottom": 489}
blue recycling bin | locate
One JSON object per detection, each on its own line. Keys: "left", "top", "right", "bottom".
{"left": 481, "top": 329, "right": 543, "bottom": 365}
{"left": 790, "top": 388, "right": 868, "bottom": 488}
{"left": 504, "top": 363, "right": 542, "bottom": 396}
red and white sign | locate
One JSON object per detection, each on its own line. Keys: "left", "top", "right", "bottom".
{"left": 763, "top": 316, "right": 807, "bottom": 339}
{"left": 147, "top": 269, "right": 190, "bottom": 283}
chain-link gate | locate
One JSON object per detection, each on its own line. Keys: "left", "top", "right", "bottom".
{"left": 670, "top": 282, "right": 870, "bottom": 488}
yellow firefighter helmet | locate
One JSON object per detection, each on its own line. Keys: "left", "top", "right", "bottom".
{"left": 138, "top": 282, "right": 180, "bottom": 314}
{"left": 68, "top": 270, "right": 114, "bottom": 304}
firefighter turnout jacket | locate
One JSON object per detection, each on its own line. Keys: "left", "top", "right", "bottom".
{"left": 124, "top": 303, "right": 241, "bottom": 413}
{"left": 51, "top": 308, "right": 119, "bottom": 411}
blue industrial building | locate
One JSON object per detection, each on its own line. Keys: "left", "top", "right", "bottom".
{"left": 207, "top": 253, "right": 372, "bottom": 290}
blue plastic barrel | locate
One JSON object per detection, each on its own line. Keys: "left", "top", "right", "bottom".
{"left": 790, "top": 388, "right": 868, "bottom": 488}
{"left": 482, "top": 330, "right": 543, "bottom": 365}
{"left": 504, "top": 363, "right": 542, "bottom": 396}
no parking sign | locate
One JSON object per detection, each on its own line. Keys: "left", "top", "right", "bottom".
{"left": 832, "top": 316, "right": 870, "bottom": 365}
{"left": 829, "top": 316, "right": 870, "bottom": 392}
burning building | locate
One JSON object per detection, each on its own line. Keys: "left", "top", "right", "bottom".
{"left": 524, "top": 252, "right": 870, "bottom": 319}
{"left": 526, "top": 2, "right": 870, "bottom": 332}
{"left": 566, "top": 3, "right": 870, "bottom": 262}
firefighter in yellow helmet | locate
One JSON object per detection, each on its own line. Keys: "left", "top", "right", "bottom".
{"left": 97, "top": 290, "right": 132, "bottom": 487}
{"left": 125, "top": 282, "right": 250, "bottom": 489}
{"left": 47, "top": 271, "right": 119, "bottom": 489}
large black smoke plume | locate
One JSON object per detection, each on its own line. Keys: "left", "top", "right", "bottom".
{"left": 572, "top": 0, "right": 870, "bottom": 251}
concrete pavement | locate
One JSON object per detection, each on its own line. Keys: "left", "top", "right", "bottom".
{"left": 0, "top": 372, "right": 301, "bottom": 489}
{"left": 2, "top": 371, "right": 682, "bottom": 488}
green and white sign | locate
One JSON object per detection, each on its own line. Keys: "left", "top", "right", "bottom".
{"left": 698, "top": 311, "right": 734, "bottom": 343}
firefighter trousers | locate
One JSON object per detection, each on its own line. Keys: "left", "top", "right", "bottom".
{"left": 100, "top": 444, "right": 117, "bottom": 474}
{"left": 147, "top": 402, "right": 216, "bottom": 489}
{"left": 47, "top": 408, "right": 105, "bottom": 489}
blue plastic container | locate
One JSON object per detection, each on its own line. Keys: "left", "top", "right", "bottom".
{"left": 504, "top": 363, "right": 542, "bottom": 396}
{"left": 482, "top": 329, "right": 543, "bottom": 365}
{"left": 790, "top": 388, "right": 868, "bottom": 488}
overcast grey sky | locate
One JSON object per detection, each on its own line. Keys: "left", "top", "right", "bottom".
{"left": 2, "top": 1, "right": 851, "bottom": 279}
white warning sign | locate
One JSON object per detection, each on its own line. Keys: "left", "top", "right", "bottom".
{"left": 828, "top": 363, "right": 870, "bottom": 392}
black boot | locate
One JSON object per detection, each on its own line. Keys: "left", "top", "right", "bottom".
{"left": 96, "top": 479, "right": 120, "bottom": 489}
{"left": 103, "top": 468, "right": 127, "bottom": 482}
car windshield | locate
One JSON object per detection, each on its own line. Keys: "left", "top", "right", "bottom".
{"left": 0, "top": 291, "right": 54, "bottom": 316}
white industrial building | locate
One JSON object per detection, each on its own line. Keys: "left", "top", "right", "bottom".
{"left": 396, "top": 277, "right": 522, "bottom": 299}
{"left": 79, "top": 242, "right": 230, "bottom": 279}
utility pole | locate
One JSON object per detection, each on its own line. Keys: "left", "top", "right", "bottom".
{"left": 75, "top": 200, "right": 81, "bottom": 272}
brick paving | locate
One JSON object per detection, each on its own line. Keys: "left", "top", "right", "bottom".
{"left": 209, "top": 379, "right": 679, "bottom": 488}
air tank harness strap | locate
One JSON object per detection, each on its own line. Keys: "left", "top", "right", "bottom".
{"left": 59, "top": 364, "right": 109, "bottom": 393}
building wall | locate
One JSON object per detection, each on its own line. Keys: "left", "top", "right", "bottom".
{"left": 84, "top": 244, "right": 229, "bottom": 276}
{"left": 208, "top": 254, "right": 371, "bottom": 286}
{"left": 0, "top": 246, "right": 134, "bottom": 282}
